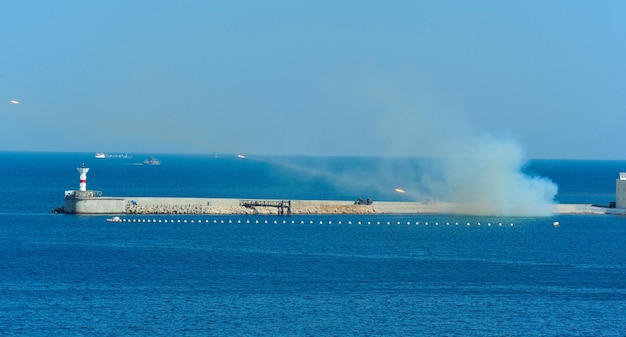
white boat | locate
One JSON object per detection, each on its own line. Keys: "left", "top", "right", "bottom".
{"left": 143, "top": 156, "right": 161, "bottom": 165}
{"left": 106, "top": 216, "right": 122, "bottom": 222}
{"left": 95, "top": 153, "right": 133, "bottom": 159}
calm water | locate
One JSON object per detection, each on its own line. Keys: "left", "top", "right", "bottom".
{"left": 0, "top": 152, "right": 625, "bottom": 336}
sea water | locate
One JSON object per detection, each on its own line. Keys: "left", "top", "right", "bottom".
{"left": 0, "top": 152, "right": 625, "bottom": 336}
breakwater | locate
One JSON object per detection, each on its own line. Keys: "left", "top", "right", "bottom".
{"left": 125, "top": 198, "right": 379, "bottom": 215}
{"left": 59, "top": 195, "right": 626, "bottom": 215}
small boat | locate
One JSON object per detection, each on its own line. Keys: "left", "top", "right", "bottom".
{"left": 106, "top": 216, "right": 122, "bottom": 222}
{"left": 143, "top": 156, "right": 161, "bottom": 165}
{"left": 95, "top": 153, "right": 106, "bottom": 159}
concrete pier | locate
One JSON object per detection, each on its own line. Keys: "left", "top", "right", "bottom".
{"left": 124, "top": 198, "right": 378, "bottom": 215}
{"left": 63, "top": 196, "right": 126, "bottom": 214}
{"left": 59, "top": 163, "right": 626, "bottom": 216}
{"left": 60, "top": 196, "right": 626, "bottom": 216}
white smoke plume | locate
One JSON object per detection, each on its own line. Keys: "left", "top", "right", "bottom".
{"left": 263, "top": 77, "right": 559, "bottom": 216}
{"left": 370, "top": 87, "right": 558, "bottom": 216}
{"left": 418, "top": 134, "right": 558, "bottom": 216}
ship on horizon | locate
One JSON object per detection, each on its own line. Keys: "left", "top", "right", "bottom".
{"left": 95, "top": 153, "right": 133, "bottom": 159}
{"left": 142, "top": 156, "right": 161, "bottom": 165}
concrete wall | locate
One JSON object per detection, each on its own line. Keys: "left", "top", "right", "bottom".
{"left": 616, "top": 179, "right": 626, "bottom": 209}
{"left": 124, "top": 197, "right": 223, "bottom": 206}
{"left": 64, "top": 197, "right": 126, "bottom": 214}
{"left": 63, "top": 197, "right": 232, "bottom": 214}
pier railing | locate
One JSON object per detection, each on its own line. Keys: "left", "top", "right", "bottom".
{"left": 240, "top": 200, "right": 292, "bottom": 216}
{"left": 65, "top": 190, "right": 102, "bottom": 199}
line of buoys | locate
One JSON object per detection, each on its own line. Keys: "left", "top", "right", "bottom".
{"left": 107, "top": 217, "right": 516, "bottom": 227}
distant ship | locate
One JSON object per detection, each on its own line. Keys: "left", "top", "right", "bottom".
{"left": 95, "top": 153, "right": 133, "bottom": 159}
{"left": 142, "top": 156, "right": 161, "bottom": 165}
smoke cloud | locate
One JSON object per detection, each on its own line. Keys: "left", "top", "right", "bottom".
{"left": 417, "top": 134, "right": 558, "bottom": 216}
{"left": 268, "top": 76, "right": 558, "bottom": 216}
{"left": 371, "top": 86, "right": 558, "bottom": 216}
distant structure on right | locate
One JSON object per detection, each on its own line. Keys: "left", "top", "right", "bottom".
{"left": 615, "top": 173, "right": 626, "bottom": 208}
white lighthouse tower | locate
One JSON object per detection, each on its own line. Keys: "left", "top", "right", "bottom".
{"left": 62, "top": 163, "right": 114, "bottom": 214}
{"left": 77, "top": 163, "right": 89, "bottom": 191}
{"left": 65, "top": 163, "right": 101, "bottom": 199}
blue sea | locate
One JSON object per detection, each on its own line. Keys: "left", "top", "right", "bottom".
{"left": 1, "top": 152, "right": 625, "bottom": 336}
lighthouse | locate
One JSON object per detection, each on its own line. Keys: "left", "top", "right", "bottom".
{"left": 77, "top": 163, "right": 90, "bottom": 191}
{"left": 61, "top": 163, "right": 112, "bottom": 214}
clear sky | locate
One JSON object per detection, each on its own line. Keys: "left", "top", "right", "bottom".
{"left": 1, "top": 0, "right": 625, "bottom": 159}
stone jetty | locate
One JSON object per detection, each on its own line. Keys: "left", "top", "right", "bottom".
{"left": 115, "top": 197, "right": 626, "bottom": 216}
{"left": 125, "top": 198, "right": 380, "bottom": 215}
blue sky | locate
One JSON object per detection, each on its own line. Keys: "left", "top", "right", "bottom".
{"left": 1, "top": 1, "right": 625, "bottom": 159}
